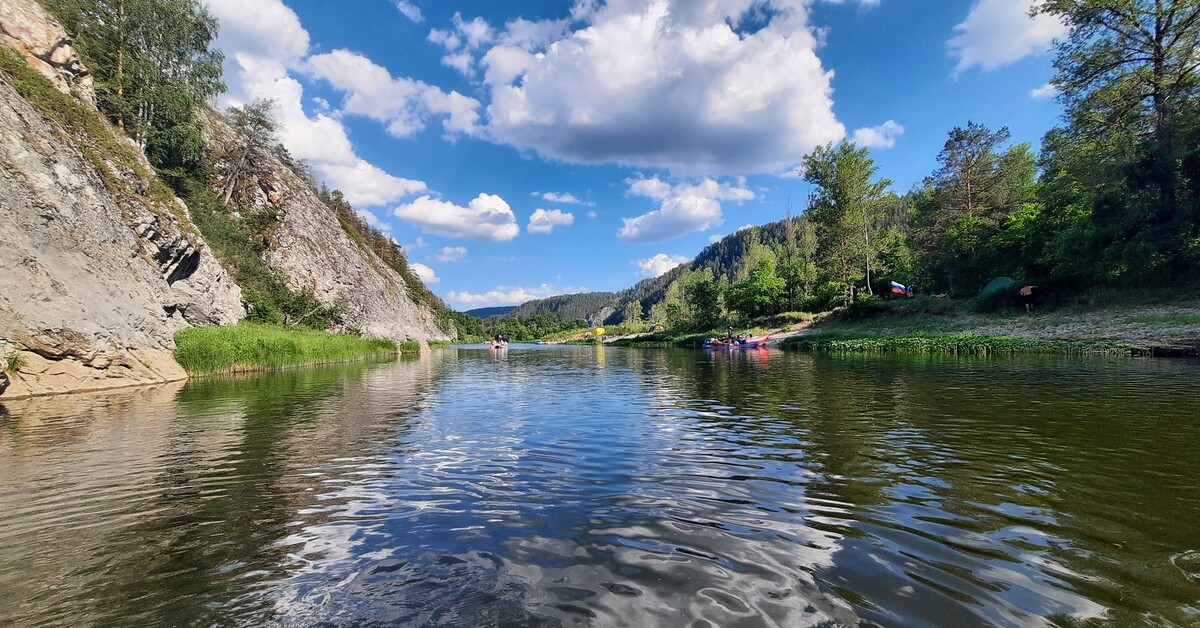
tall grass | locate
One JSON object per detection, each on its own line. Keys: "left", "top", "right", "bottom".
{"left": 781, "top": 332, "right": 1126, "bottom": 356}
{"left": 4, "top": 350, "right": 25, "bottom": 373}
{"left": 174, "top": 324, "right": 397, "bottom": 375}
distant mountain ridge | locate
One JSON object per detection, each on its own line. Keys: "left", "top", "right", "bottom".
{"left": 465, "top": 306, "right": 517, "bottom": 319}
{"left": 499, "top": 223, "right": 793, "bottom": 326}
{"left": 506, "top": 292, "right": 620, "bottom": 327}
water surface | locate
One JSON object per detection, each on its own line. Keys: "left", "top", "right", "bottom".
{"left": 1, "top": 347, "right": 1199, "bottom": 626}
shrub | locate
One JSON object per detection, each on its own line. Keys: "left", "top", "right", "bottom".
{"left": 846, "top": 294, "right": 886, "bottom": 318}
{"left": 804, "top": 281, "right": 851, "bottom": 312}
{"left": 883, "top": 295, "right": 960, "bottom": 317}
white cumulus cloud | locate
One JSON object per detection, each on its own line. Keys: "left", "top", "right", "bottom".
{"left": 1030, "top": 82, "right": 1058, "bottom": 99}
{"left": 618, "top": 177, "right": 754, "bottom": 243}
{"left": 446, "top": 284, "right": 574, "bottom": 307}
{"left": 637, "top": 253, "right": 691, "bottom": 278}
{"left": 435, "top": 246, "right": 468, "bottom": 262}
{"left": 410, "top": 262, "right": 439, "bottom": 284}
{"left": 536, "top": 191, "right": 583, "bottom": 204}
{"left": 528, "top": 209, "right": 575, "bottom": 234}
{"left": 479, "top": 0, "right": 846, "bottom": 174}
{"left": 305, "top": 49, "right": 481, "bottom": 138}
{"left": 852, "top": 120, "right": 905, "bottom": 149}
{"left": 320, "top": 161, "right": 426, "bottom": 207}
{"left": 394, "top": 193, "right": 520, "bottom": 241}
{"left": 948, "top": 0, "right": 1067, "bottom": 74}
{"left": 393, "top": 1, "right": 422, "bottom": 23}
{"left": 429, "top": 13, "right": 496, "bottom": 75}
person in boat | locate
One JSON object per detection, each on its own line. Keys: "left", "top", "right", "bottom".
{"left": 727, "top": 326, "right": 734, "bottom": 342}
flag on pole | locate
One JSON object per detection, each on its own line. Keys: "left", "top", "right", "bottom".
{"left": 890, "top": 281, "right": 906, "bottom": 295}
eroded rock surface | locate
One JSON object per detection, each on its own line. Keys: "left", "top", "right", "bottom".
{"left": 202, "top": 109, "right": 449, "bottom": 344}
{"left": 0, "top": 4, "right": 244, "bottom": 398}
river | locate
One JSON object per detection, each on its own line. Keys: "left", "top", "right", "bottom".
{"left": 1, "top": 346, "right": 1198, "bottom": 626}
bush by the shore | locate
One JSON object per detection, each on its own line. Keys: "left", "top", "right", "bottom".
{"left": 174, "top": 324, "right": 398, "bottom": 375}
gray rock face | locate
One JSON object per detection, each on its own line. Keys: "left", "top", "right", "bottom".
{"left": 202, "top": 110, "right": 449, "bottom": 343}
{"left": 0, "top": 54, "right": 243, "bottom": 399}
{"left": 0, "top": 0, "right": 95, "bottom": 107}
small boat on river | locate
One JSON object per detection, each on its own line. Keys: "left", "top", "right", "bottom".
{"left": 703, "top": 336, "right": 769, "bottom": 349}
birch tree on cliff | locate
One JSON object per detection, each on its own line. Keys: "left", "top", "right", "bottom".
{"left": 42, "top": 0, "right": 225, "bottom": 171}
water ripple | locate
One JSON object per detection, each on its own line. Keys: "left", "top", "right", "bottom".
{"left": 1, "top": 349, "right": 1199, "bottom": 626}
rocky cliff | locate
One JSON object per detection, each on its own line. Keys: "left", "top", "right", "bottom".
{"left": 0, "top": 0, "right": 451, "bottom": 400}
{"left": 0, "top": 0, "right": 244, "bottom": 399}
{"left": 201, "top": 109, "right": 450, "bottom": 344}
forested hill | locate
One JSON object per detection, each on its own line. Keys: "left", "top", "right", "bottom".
{"left": 495, "top": 223, "right": 800, "bottom": 327}
{"left": 465, "top": 306, "right": 517, "bottom": 319}
{"left": 506, "top": 292, "right": 620, "bottom": 326}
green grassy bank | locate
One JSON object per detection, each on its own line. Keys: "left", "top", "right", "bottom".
{"left": 596, "top": 299, "right": 1200, "bottom": 357}
{"left": 779, "top": 332, "right": 1126, "bottom": 356}
{"left": 779, "top": 298, "right": 1200, "bottom": 357}
{"left": 174, "top": 324, "right": 402, "bottom": 376}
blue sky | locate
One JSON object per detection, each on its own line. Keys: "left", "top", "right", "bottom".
{"left": 202, "top": 0, "right": 1067, "bottom": 308}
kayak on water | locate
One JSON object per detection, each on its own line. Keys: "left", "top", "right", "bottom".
{"left": 703, "top": 335, "right": 769, "bottom": 349}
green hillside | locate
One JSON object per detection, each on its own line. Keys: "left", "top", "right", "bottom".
{"left": 506, "top": 292, "right": 620, "bottom": 325}
{"left": 465, "top": 306, "right": 517, "bottom": 319}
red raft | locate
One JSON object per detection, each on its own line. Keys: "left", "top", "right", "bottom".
{"left": 703, "top": 336, "right": 769, "bottom": 349}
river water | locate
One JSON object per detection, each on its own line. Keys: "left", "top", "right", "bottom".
{"left": 1, "top": 346, "right": 1199, "bottom": 627}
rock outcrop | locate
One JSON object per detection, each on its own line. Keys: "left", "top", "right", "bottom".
{"left": 0, "top": 0, "right": 245, "bottom": 399}
{"left": 0, "top": 0, "right": 93, "bottom": 106}
{"left": 0, "top": 0, "right": 449, "bottom": 399}
{"left": 201, "top": 109, "right": 449, "bottom": 344}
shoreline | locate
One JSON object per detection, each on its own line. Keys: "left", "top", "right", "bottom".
{"left": 605, "top": 300, "right": 1200, "bottom": 358}
{"left": 0, "top": 325, "right": 430, "bottom": 402}
{"left": 180, "top": 352, "right": 406, "bottom": 379}
{"left": 0, "top": 352, "right": 407, "bottom": 403}
{"left": 778, "top": 332, "right": 1198, "bottom": 357}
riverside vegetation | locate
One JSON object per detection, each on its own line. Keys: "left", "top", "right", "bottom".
{"left": 173, "top": 325, "right": 401, "bottom": 376}
{"left": 10, "top": 0, "right": 1199, "bottom": 371}
{"left": 486, "top": 1, "right": 1200, "bottom": 354}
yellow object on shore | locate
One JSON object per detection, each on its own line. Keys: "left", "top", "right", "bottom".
{"left": 594, "top": 328, "right": 605, "bottom": 336}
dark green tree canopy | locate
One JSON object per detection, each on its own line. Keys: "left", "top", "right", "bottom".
{"left": 44, "top": 0, "right": 225, "bottom": 171}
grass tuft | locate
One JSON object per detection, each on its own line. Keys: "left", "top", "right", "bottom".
{"left": 174, "top": 324, "right": 396, "bottom": 376}
{"left": 4, "top": 350, "right": 26, "bottom": 373}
